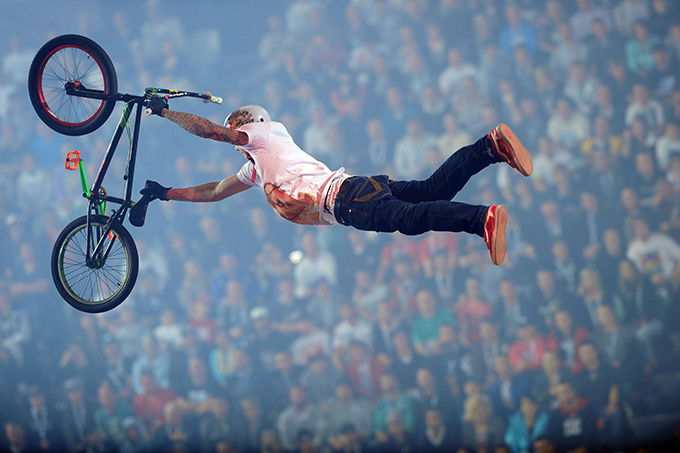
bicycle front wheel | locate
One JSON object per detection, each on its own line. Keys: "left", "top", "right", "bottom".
{"left": 28, "top": 34, "right": 118, "bottom": 136}
{"left": 51, "top": 215, "right": 138, "bottom": 313}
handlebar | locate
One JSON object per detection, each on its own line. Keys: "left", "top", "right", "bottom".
{"left": 143, "top": 87, "right": 222, "bottom": 116}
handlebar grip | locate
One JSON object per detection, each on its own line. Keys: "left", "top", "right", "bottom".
{"left": 202, "top": 92, "right": 223, "bottom": 104}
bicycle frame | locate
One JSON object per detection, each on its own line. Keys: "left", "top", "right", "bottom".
{"left": 65, "top": 86, "right": 212, "bottom": 267}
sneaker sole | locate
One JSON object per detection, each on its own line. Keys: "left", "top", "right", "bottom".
{"left": 491, "top": 205, "right": 507, "bottom": 265}
{"left": 497, "top": 123, "right": 533, "bottom": 177}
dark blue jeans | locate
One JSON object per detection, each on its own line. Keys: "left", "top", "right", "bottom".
{"left": 333, "top": 136, "right": 501, "bottom": 236}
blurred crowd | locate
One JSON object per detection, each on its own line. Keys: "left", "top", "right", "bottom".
{"left": 2, "top": 0, "right": 680, "bottom": 452}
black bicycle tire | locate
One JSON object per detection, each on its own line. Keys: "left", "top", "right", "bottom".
{"left": 28, "top": 34, "right": 118, "bottom": 136}
{"left": 51, "top": 215, "right": 138, "bottom": 313}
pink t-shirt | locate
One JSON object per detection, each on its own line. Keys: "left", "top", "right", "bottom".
{"left": 235, "top": 121, "right": 350, "bottom": 225}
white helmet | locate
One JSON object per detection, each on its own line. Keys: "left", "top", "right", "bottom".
{"left": 224, "top": 105, "right": 271, "bottom": 130}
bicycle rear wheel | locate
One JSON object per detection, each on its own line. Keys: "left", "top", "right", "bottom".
{"left": 28, "top": 34, "right": 118, "bottom": 136}
{"left": 51, "top": 215, "right": 138, "bottom": 313}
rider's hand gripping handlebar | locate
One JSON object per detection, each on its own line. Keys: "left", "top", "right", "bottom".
{"left": 144, "top": 89, "right": 222, "bottom": 116}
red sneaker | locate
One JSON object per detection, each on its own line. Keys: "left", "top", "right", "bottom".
{"left": 484, "top": 205, "right": 507, "bottom": 265}
{"left": 487, "top": 123, "right": 533, "bottom": 177}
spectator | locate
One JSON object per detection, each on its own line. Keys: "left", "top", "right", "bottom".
{"left": 516, "top": 95, "right": 547, "bottom": 152}
{"left": 625, "top": 83, "right": 665, "bottom": 136}
{"left": 381, "top": 86, "right": 419, "bottom": 145}
{"left": 548, "top": 23, "right": 588, "bottom": 79}
{"left": 2, "top": 421, "right": 36, "bottom": 453}
{"left": 175, "top": 356, "right": 221, "bottom": 417}
{"left": 574, "top": 341, "right": 618, "bottom": 411}
{"left": 612, "top": 259, "right": 665, "bottom": 361}
{"left": 328, "top": 422, "right": 370, "bottom": 453}
{"left": 226, "top": 349, "right": 267, "bottom": 405}
{"left": 152, "top": 401, "right": 198, "bottom": 452}
{"left": 153, "top": 309, "right": 184, "bottom": 351}
{"left": 268, "top": 350, "right": 303, "bottom": 413}
{"left": 499, "top": 4, "right": 537, "bottom": 56}
{"left": 592, "top": 228, "right": 626, "bottom": 293}
{"left": 531, "top": 349, "right": 568, "bottom": 412}
{"left": 488, "top": 354, "right": 531, "bottom": 420}
{"left": 133, "top": 369, "right": 175, "bottom": 432}
{"left": 459, "top": 394, "right": 507, "bottom": 453}
{"left": 345, "top": 340, "right": 385, "bottom": 399}
{"left": 548, "top": 239, "right": 580, "bottom": 297}
{"left": 323, "top": 382, "right": 373, "bottom": 442}
{"left": 504, "top": 396, "right": 550, "bottom": 453}
{"left": 58, "top": 377, "right": 96, "bottom": 453}
{"left": 408, "top": 367, "right": 459, "bottom": 425}
{"left": 372, "top": 374, "right": 415, "bottom": 439}
{"left": 547, "top": 97, "right": 591, "bottom": 152}
{"left": 198, "top": 398, "right": 238, "bottom": 452}
{"left": 476, "top": 319, "right": 509, "bottom": 380}
{"left": 547, "top": 310, "right": 591, "bottom": 374}
{"left": 247, "top": 305, "right": 290, "bottom": 372}
{"left": 508, "top": 322, "right": 552, "bottom": 374}
{"left": 209, "top": 328, "right": 237, "bottom": 387}
{"left": 332, "top": 302, "right": 372, "bottom": 368}
{"left": 415, "top": 408, "right": 460, "bottom": 452}
{"left": 438, "top": 47, "right": 479, "bottom": 100}
{"left": 119, "top": 417, "right": 151, "bottom": 453}
{"left": 392, "top": 117, "right": 438, "bottom": 180}
{"left": 595, "top": 304, "right": 639, "bottom": 370}
{"left": 351, "top": 268, "right": 388, "bottom": 323}
{"left": 626, "top": 216, "right": 680, "bottom": 290}
{"left": 626, "top": 20, "right": 661, "bottom": 77}
{"left": 100, "top": 334, "right": 134, "bottom": 402}
{"left": 362, "top": 117, "right": 392, "bottom": 175}
{"left": 216, "top": 280, "right": 252, "bottom": 333}
{"left": 22, "top": 385, "right": 65, "bottom": 452}
{"left": 563, "top": 60, "right": 599, "bottom": 116}
{"left": 131, "top": 335, "right": 171, "bottom": 395}
{"left": 574, "top": 267, "right": 608, "bottom": 332}
{"left": 114, "top": 308, "right": 149, "bottom": 362}
{"left": 299, "top": 353, "right": 342, "bottom": 404}
{"left": 649, "top": 44, "right": 679, "bottom": 101}
{"left": 1, "top": 36, "right": 34, "bottom": 86}
{"left": 276, "top": 386, "right": 325, "bottom": 452}
{"left": 613, "top": 0, "right": 651, "bottom": 38}
{"left": 411, "top": 289, "right": 453, "bottom": 356}
{"left": 290, "top": 319, "right": 331, "bottom": 366}
{"left": 0, "top": 290, "right": 30, "bottom": 376}
{"left": 94, "top": 380, "right": 133, "bottom": 447}
{"left": 387, "top": 329, "right": 428, "bottom": 391}
{"left": 275, "top": 278, "right": 308, "bottom": 330}
{"left": 374, "top": 413, "right": 417, "bottom": 452}
{"left": 238, "top": 398, "right": 271, "bottom": 452}
{"left": 293, "top": 233, "right": 338, "bottom": 299}
{"left": 655, "top": 122, "right": 680, "bottom": 172}
{"left": 169, "top": 327, "right": 210, "bottom": 391}
{"left": 456, "top": 277, "right": 493, "bottom": 345}
{"left": 583, "top": 147, "right": 625, "bottom": 215}
{"left": 546, "top": 379, "right": 598, "bottom": 452}
{"left": 592, "top": 83, "right": 627, "bottom": 134}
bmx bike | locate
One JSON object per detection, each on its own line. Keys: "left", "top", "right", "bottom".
{"left": 28, "top": 34, "right": 222, "bottom": 313}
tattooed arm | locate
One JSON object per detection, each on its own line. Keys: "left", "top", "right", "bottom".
{"left": 166, "top": 174, "right": 251, "bottom": 202}
{"left": 161, "top": 109, "right": 249, "bottom": 146}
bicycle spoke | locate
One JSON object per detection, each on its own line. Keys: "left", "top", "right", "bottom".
{"left": 58, "top": 221, "right": 131, "bottom": 305}
{"left": 39, "top": 46, "right": 105, "bottom": 125}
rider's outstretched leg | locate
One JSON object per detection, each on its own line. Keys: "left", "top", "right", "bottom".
{"left": 389, "top": 124, "right": 532, "bottom": 203}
